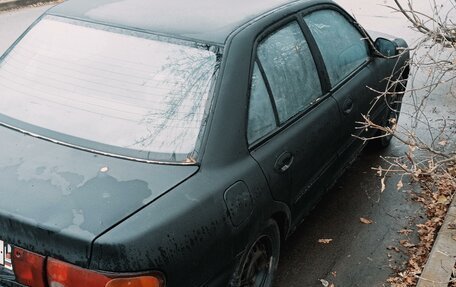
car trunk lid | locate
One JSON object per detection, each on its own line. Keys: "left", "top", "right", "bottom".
{"left": 0, "top": 126, "right": 198, "bottom": 267}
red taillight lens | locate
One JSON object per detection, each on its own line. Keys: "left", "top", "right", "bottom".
{"left": 10, "top": 247, "right": 164, "bottom": 287}
{"left": 47, "top": 258, "right": 165, "bottom": 287}
{"left": 12, "top": 247, "right": 46, "bottom": 287}
{"left": 106, "top": 276, "right": 162, "bottom": 287}
{"left": 47, "top": 258, "right": 111, "bottom": 287}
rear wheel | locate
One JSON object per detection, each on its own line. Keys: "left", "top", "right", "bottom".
{"left": 374, "top": 75, "right": 406, "bottom": 148}
{"left": 231, "top": 220, "right": 280, "bottom": 287}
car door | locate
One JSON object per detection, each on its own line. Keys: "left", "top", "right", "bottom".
{"left": 247, "top": 19, "right": 342, "bottom": 224}
{"left": 302, "top": 8, "right": 380, "bottom": 160}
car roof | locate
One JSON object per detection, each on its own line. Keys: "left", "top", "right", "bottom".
{"left": 47, "top": 0, "right": 327, "bottom": 44}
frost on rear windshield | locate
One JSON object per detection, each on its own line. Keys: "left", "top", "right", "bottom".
{"left": 0, "top": 16, "right": 220, "bottom": 162}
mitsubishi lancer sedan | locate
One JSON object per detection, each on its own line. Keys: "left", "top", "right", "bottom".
{"left": 0, "top": 0, "right": 409, "bottom": 286}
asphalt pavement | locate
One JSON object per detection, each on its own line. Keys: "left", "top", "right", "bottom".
{"left": 0, "top": 2, "right": 454, "bottom": 287}
{"left": 274, "top": 144, "right": 423, "bottom": 286}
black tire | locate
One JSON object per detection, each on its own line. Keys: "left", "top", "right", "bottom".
{"left": 373, "top": 75, "right": 406, "bottom": 148}
{"left": 230, "top": 220, "right": 281, "bottom": 287}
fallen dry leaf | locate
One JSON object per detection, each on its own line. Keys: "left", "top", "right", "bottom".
{"left": 318, "top": 239, "right": 333, "bottom": 244}
{"left": 449, "top": 166, "right": 456, "bottom": 177}
{"left": 376, "top": 166, "right": 383, "bottom": 177}
{"left": 319, "top": 279, "right": 329, "bottom": 287}
{"left": 397, "top": 179, "right": 404, "bottom": 190}
{"left": 399, "top": 229, "right": 414, "bottom": 235}
{"left": 319, "top": 279, "right": 335, "bottom": 287}
{"left": 360, "top": 217, "right": 373, "bottom": 224}
{"left": 400, "top": 240, "right": 416, "bottom": 248}
{"left": 438, "top": 140, "right": 448, "bottom": 146}
{"left": 437, "top": 195, "right": 448, "bottom": 204}
{"left": 387, "top": 245, "right": 400, "bottom": 252}
{"left": 413, "top": 169, "right": 423, "bottom": 178}
{"left": 381, "top": 177, "right": 386, "bottom": 193}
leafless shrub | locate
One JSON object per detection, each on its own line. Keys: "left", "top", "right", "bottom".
{"left": 357, "top": 0, "right": 455, "bottom": 285}
{"left": 360, "top": 0, "right": 455, "bottom": 183}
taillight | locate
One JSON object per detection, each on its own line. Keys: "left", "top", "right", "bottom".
{"left": 105, "top": 276, "right": 162, "bottom": 287}
{"left": 12, "top": 248, "right": 46, "bottom": 287}
{"left": 10, "top": 247, "right": 165, "bottom": 287}
{"left": 47, "top": 258, "right": 111, "bottom": 286}
{"left": 47, "top": 258, "right": 165, "bottom": 287}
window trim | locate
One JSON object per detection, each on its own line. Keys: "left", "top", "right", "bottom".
{"left": 255, "top": 60, "right": 280, "bottom": 127}
{"left": 246, "top": 61, "right": 279, "bottom": 145}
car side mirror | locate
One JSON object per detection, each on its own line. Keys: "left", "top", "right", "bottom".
{"left": 374, "top": 38, "right": 398, "bottom": 57}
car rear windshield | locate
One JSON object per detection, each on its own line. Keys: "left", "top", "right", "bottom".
{"left": 0, "top": 16, "right": 220, "bottom": 163}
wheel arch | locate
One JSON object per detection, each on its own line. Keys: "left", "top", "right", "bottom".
{"left": 269, "top": 203, "right": 292, "bottom": 242}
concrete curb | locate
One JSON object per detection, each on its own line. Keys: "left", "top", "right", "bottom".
{"left": 0, "top": 0, "right": 56, "bottom": 11}
{"left": 417, "top": 196, "right": 456, "bottom": 287}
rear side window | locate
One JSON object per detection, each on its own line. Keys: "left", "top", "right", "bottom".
{"left": 247, "top": 63, "right": 277, "bottom": 144}
{"left": 303, "top": 10, "right": 369, "bottom": 86}
{"left": 257, "top": 21, "right": 322, "bottom": 123}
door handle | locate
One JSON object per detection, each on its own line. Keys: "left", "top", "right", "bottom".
{"left": 343, "top": 98, "right": 354, "bottom": 115}
{"left": 274, "top": 152, "right": 294, "bottom": 173}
